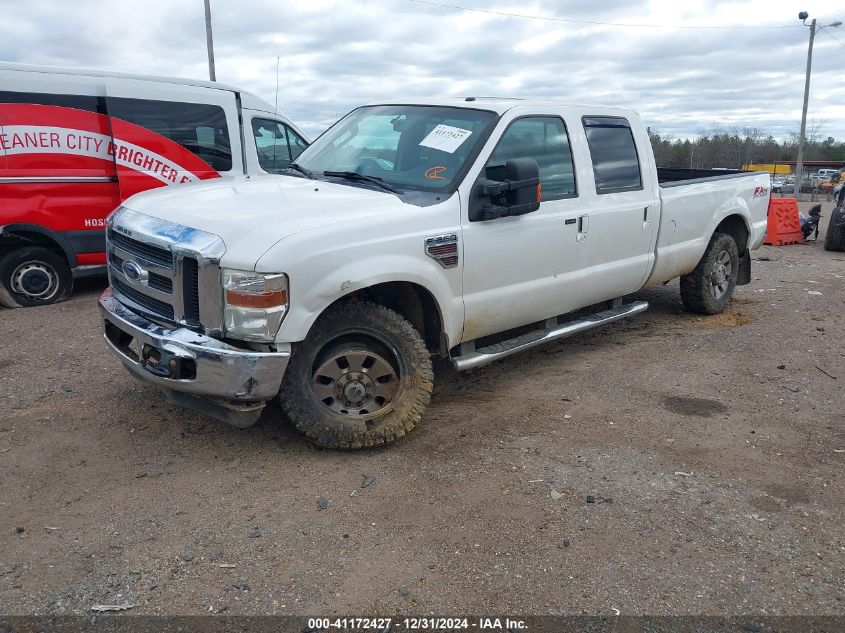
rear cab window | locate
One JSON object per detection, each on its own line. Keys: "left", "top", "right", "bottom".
{"left": 582, "top": 116, "right": 642, "bottom": 194}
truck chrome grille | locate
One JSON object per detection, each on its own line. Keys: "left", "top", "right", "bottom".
{"left": 108, "top": 229, "right": 174, "bottom": 268}
{"left": 112, "top": 278, "right": 175, "bottom": 320}
{"left": 182, "top": 256, "right": 201, "bottom": 325}
{"left": 109, "top": 252, "right": 173, "bottom": 294}
{"left": 106, "top": 208, "right": 225, "bottom": 335}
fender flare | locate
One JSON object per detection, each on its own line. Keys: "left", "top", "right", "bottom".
{"left": 279, "top": 264, "right": 462, "bottom": 348}
{"left": 0, "top": 223, "right": 77, "bottom": 266}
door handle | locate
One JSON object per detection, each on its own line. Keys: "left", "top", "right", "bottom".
{"left": 576, "top": 214, "right": 589, "bottom": 242}
{"left": 643, "top": 206, "right": 652, "bottom": 229}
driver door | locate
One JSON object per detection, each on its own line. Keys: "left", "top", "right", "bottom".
{"left": 460, "top": 115, "right": 583, "bottom": 341}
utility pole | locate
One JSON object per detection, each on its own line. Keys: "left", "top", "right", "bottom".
{"left": 204, "top": 0, "right": 216, "bottom": 82}
{"left": 795, "top": 15, "right": 816, "bottom": 201}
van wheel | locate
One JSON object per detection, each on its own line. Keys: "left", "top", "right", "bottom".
{"left": 824, "top": 207, "right": 845, "bottom": 251}
{"left": 680, "top": 232, "right": 739, "bottom": 315}
{"left": 279, "top": 301, "right": 433, "bottom": 449}
{"left": 0, "top": 247, "right": 73, "bottom": 308}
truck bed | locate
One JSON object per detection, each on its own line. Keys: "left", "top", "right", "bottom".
{"left": 657, "top": 167, "right": 756, "bottom": 187}
{"left": 645, "top": 169, "right": 771, "bottom": 287}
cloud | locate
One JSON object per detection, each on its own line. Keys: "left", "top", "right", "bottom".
{"left": 1, "top": 0, "right": 844, "bottom": 139}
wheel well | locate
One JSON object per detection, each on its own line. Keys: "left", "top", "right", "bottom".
{"left": 715, "top": 215, "right": 749, "bottom": 255}
{"left": 0, "top": 230, "right": 72, "bottom": 264}
{"left": 326, "top": 282, "right": 445, "bottom": 355}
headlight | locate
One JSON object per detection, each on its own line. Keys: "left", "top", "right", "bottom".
{"left": 222, "top": 269, "right": 288, "bottom": 341}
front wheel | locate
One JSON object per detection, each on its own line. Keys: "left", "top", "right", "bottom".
{"left": 680, "top": 232, "right": 739, "bottom": 315}
{"left": 0, "top": 247, "right": 73, "bottom": 308}
{"left": 279, "top": 301, "right": 433, "bottom": 449}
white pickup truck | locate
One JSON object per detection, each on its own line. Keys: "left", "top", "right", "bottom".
{"left": 99, "top": 98, "right": 770, "bottom": 448}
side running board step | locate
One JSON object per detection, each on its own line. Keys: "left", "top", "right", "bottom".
{"left": 452, "top": 301, "right": 649, "bottom": 371}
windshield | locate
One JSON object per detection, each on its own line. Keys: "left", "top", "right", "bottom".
{"left": 293, "top": 105, "right": 499, "bottom": 192}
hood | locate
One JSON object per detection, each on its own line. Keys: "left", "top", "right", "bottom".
{"left": 123, "top": 175, "right": 406, "bottom": 268}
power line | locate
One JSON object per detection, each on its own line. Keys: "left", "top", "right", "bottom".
{"left": 406, "top": 0, "right": 804, "bottom": 30}
{"left": 821, "top": 28, "right": 845, "bottom": 48}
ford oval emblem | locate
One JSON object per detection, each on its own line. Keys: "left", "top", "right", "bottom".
{"left": 122, "top": 260, "right": 148, "bottom": 283}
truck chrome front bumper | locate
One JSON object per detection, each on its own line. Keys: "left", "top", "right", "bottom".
{"left": 99, "top": 288, "right": 289, "bottom": 424}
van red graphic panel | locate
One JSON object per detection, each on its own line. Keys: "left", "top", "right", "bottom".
{"left": 0, "top": 104, "right": 116, "bottom": 180}
{"left": 0, "top": 103, "right": 221, "bottom": 198}
{"left": 107, "top": 113, "right": 222, "bottom": 199}
{"left": 0, "top": 103, "right": 223, "bottom": 265}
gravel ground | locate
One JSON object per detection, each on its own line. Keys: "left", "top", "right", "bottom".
{"left": 0, "top": 200, "right": 843, "bottom": 617}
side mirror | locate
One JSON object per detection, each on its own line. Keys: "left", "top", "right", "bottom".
{"left": 470, "top": 158, "right": 541, "bottom": 221}
{"left": 504, "top": 158, "right": 541, "bottom": 215}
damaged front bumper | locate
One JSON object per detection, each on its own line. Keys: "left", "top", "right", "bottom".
{"left": 98, "top": 288, "right": 289, "bottom": 427}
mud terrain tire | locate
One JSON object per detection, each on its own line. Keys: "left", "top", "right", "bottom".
{"left": 279, "top": 301, "right": 433, "bottom": 449}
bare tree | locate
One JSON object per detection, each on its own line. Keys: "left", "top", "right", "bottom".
{"left": 649, "top": 119, "right": 845, "bottom": 170}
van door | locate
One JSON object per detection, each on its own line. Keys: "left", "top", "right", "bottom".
{"left": 244, "top": 112, "right": 309, "bottom": 175}
{"left": 103, "top": 80, "right": 241, "bottom": 200}
{"left": 0, "top": 119, "right": 6, "bottom": 174}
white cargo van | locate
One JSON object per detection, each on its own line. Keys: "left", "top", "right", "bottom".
{"left": 0, "top": 63, "right": 309, "bottom": 307}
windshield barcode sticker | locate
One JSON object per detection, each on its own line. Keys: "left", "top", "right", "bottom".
{"left": 419, "top": 124, "right": 472, "bottom": 154}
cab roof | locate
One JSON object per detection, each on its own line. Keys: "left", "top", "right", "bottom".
{"left": 368, "top": 96, "right": 637, "bottom": 116}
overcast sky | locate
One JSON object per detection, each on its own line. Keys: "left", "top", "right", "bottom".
{"left": 3, "top": 0, "right": 845, "bottom": 140}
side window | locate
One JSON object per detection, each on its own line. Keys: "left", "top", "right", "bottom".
{"left": 252, "top": 118, "right": 292, "bottom": 173}
{"left": 106, "top": 97, "right": 232, "bottom": 172}
{"left": 286, "top": 126, "right": 308, "bottom": 162}
{"left": 583, "top": 117, "right": 642, "bottom": 193}
{"left": 0, "top": 91, "right": 105, "bottom": 113}
{"left": 484, "top": 116, "right": 576, "bottom": 200}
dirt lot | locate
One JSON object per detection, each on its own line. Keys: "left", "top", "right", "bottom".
{"left": 1, "top": 201, "right": 843, "bottom": 618}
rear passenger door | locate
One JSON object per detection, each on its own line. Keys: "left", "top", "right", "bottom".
{"left": 575, "top": 116, "right": 659, "bottom": 304}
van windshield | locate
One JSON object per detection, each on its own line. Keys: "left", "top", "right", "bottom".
{"left": 293, "top": 105, "right": 498, "bottom": 192}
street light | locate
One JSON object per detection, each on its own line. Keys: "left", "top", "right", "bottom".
{"left": 795, "top": 11, "right": 841, "bottom": 199}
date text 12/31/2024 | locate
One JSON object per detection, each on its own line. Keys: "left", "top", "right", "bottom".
{"left": 308, "top": 618, "right": 528, "bottom": 630}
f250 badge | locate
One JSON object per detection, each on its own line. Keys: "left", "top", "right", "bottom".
{"left": 753, "top": 186, "right": 769, "bottom": 197}
{"left": 425, "top": 234, "right": 459, "bottom": 269}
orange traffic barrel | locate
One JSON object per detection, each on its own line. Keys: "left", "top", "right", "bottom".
{"left": 764, "top": 198, "right": 803, "bottom": 246}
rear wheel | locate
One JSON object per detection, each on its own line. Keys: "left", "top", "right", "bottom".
{"left": 680, "top": 232, "right": 739, "bottom": 315}
{"left": 824, "top": 207, "right": 845, "bottom": 251}
{"left": 0, "top": 247, "right": 73, "bottom": 308}
{"left": 279, "top": 301, "right": 433, "bottom": 449}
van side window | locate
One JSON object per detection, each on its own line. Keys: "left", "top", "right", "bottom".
{"left": 484, "top": 116, "right": 576, "bottom": 200}
{"left": 582, "top": 116, "right": 642, "bottom": 193}
{"left": 252, "top": 119, "right": 308, "bottom": 173}
{"left": 0, "top": 91, "right": 105, "bottom": 114}
{"left": 106, "top": 98, "right": 232, "bottom": 172}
